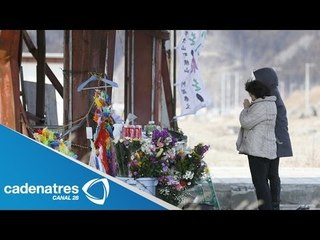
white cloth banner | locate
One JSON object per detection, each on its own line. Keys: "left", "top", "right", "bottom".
{"left": 176, "top": 30, "right": 212, "bottom": 117}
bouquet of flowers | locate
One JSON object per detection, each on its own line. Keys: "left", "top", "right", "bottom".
{"left": 114, "top": 128, "right": 210, "bottom": 207}
{"left": 156, "top": 143, "right": 210, "bottom": 206}
{"left": 128, "top": 128, "right": 177, "bottom": 178}
{"left": 114, "top": 138, "right": 142, "bottom": 177}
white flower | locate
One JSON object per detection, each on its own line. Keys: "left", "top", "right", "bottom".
{"left": 183, "top": 171, "right": 194, "bottom": 180}
{"left": 159, "top": 188, "right": 170, "bottom": 196}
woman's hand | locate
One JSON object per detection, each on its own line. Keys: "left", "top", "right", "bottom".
{"left": 243, "top": 98, "right": 251, "bottom": 108}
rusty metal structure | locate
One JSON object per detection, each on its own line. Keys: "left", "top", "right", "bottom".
{"left": 0, "top": 30, "right": 177, "bottom": 160}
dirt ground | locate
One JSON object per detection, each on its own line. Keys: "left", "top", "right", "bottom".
{"left": 178, "top": 98, "right": 320, "bottom": 170}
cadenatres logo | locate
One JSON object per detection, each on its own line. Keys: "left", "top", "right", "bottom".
{"left": 82, "top": 178, "right": 110, "bottom": 205}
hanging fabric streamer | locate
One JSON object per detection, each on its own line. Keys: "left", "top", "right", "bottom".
{"left": 175, "top": 30, "right": 212, "bottom": 117}
{"left": 90, "top": 89, "right": 117, "bottom": 176}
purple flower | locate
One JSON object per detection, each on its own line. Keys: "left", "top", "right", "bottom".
{"left": 151, "top": 128, "right": 177, "bottom": 148}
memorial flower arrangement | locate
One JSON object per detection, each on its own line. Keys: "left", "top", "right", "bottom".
{"left": 114, "top": 128, "right": 210, "bottom": 207}
{"left": 128, "top": 128, "right": 177, "bottom": 178}
{"left": 156, "top": 143, "right": 210, "bottom": 206}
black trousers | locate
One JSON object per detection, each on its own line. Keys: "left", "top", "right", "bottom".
{"left": 248, "top": 155, "right": 281, "bottom": 210}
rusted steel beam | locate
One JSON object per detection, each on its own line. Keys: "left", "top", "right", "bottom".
{"left": 0, "top": 30, "right": 22, "bottom": 131}
{"left": 71, "top": 30, "right": 90, "bottom": 160}
{"left": 22, "top": 30, "right": 38, "bottom": 58}
{"left": 124, "top": 30, "right": 171, "bottom": 126}
{"left": 63, "top": 30, "right": 70, "bottom": 130}
{"left": 44, "top": 62, "right": 63, "bottom": 98}
{"left": 22, "top": 30, "right": 63, "bottom": 97}
{"left": 20, "top": 66, "right": 27, "bottom": 111}
{"left": 133, "top": 31, "right": 153, "bottom": 126}
{"left": 161, "top": 43, "right": 177, "bottom": 130}
{"left": 71, "top": 30, "right": 108, "bottom": 161}
{"left": 35, "top": 30, "right": 46, "bottom": 124}
{"left": 106, "top": 30, "right": 116, "bottom": 98}
{"left": 124, "top": 30, "right": 133, "bottom": 121}
{"left": 153, "top": 37, "right": 162, "bottom": 125}
{"left": 20, "top": 100, "right": 34, "bottom": 138}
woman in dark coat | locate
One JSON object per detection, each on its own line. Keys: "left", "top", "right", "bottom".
{"left": 253, "top": 67, "right": 293, "bottom": 210}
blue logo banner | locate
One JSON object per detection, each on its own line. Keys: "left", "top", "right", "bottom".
{"left": 0, "top": 125, "right": 178, "bottom": 210}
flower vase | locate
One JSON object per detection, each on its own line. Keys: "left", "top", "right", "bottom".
{"left": 116, "top": 177, "right": 158, "bottom": 196}
{"left": 135, "top": 177, "right": 158, "bottom": 196}
{"left": 116, "top": 177, "right": 137, "bottom": 186}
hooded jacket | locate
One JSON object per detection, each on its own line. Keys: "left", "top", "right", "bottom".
{"left": 253, "top": 67, "right": 293, "bottom": 157}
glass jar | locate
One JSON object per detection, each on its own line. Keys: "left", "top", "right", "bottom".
{"left": 145, "top": 121, "right": 156, "bottom": 137}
